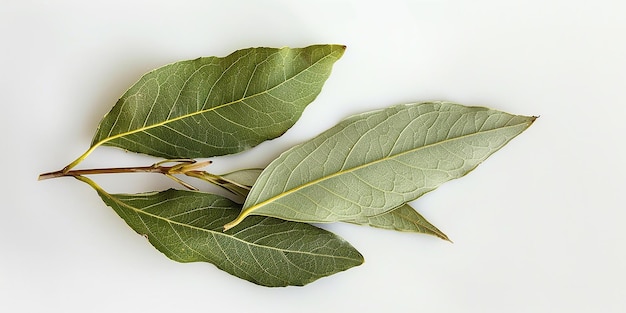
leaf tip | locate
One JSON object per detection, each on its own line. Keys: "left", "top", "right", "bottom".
{"left": 436, "top": 230, "right": 452, "bottom": 243}
{"left": 332, "top": 44, "right": 347, "bottom": 57}
{"left": 357, "top": 254, "right": 365, "bottom": 265}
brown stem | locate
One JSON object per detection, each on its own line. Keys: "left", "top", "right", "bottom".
{"left": 39, "top": 160, "right": 220, "bottom": 191}
{"left": 38, "top": 165, "right": 174, "bottom": 180}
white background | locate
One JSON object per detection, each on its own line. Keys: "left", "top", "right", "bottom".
{"left": 2, "top": 0, "right": 625, "bottom": 312}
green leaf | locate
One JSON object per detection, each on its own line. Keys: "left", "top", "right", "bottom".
{"left": 225, "top": 101, "right": 535, "bottom": 230}
{"left": 76, "top": 176, "right": 363, "bottom": 287}
{"left": 72, "top": 45, "right": 345, "bottom": 168}
{"left": 346, "top": 203, "right": 450, "bottom": 241}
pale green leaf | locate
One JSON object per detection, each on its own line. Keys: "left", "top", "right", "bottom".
{"left": 220, "top": 168, "right": 264, "bottom": 188}
{"left": 225, "top": 101, "right": 535, "bottom": 229}
{"left": 90, "top": 45, "right": 345, "bottom": 159}
{"left": 347, "top": 203, "right": 450, "bottom": 241}
{"left": 77, "top": 176, "right": 363, "bottom": 287}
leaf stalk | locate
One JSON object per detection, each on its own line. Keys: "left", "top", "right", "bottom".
{"left": 40, "top": 160, "right": 215, "bottom": 191}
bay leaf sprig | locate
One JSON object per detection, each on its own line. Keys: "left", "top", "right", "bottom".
{"left": 39, "top": 45, "right": 536, "bottom": 287}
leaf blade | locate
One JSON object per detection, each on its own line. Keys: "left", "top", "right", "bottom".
{"left": 78, "top": 177, "right": 363, "bottom": 287}
{"left": 227, "top": 101, "right": 535, "bottom": 229}
{"left": 91, "top": 45, "right": 345, "bottom": 159}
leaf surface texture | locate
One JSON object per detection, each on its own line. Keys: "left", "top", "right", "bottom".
{"left": 81, "top": 179, "right": 363, "bottom": 287}
{"left": 92, "top": 45, "right": 345, "bottom": 158}
{"left": 227, "top": 101, "right": 535, "bottom": 228}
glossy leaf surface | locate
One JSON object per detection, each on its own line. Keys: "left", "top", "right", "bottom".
{"left": 226, "top": 101, "right": 535, "bottom": 229}
{"left": 79, "top": 177, "right": 363, "bottom": 287}
{"left": 91, "top": 45, "right": 345, "bottom": 158}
